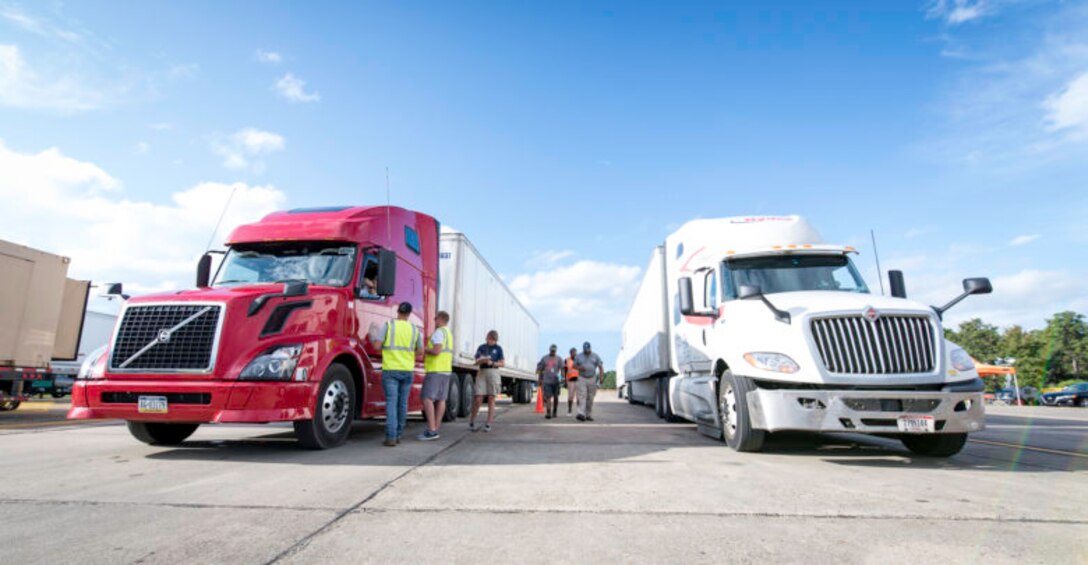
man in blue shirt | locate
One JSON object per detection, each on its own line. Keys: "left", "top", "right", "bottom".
{"left": 469, "top": 329, "right": 504, "bottom": 432}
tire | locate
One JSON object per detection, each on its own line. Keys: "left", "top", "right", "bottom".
{"left": 718, "top": 371, "right": 765, "bottom": 452}
{"left": 52, "top": 390, "right": 67, "bottom": 399}
{"left": 661, "top": 377, "right": 681, "bottom": 423}
{"left": 654, "top": 378, "right": 664, "bottom": 418}
{"left": 443, "top": 375, "right": 460, "bottom": 422}
{"left": 0, "top": 400, "right": 20, "bottom": 411}
{"left": 126, "top": 422, "right": 200, "bottom": 445}
{"left": 900, "top": 433, "right": 968, "bottom": 457}
{"left": 458, "top": 373, "right": 474, "bottom": 417}
{"left": 1078, "top": 398, "right": 1088, "bottom": 408}
{"left": 293, "top": 364, "right": 355, "bottom": 450}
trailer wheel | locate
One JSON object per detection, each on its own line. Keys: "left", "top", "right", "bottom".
{"left": 654, "top": 378, "right": 664, "bottom": 418}
{"left": 661, "top": 377, "right": 681, "bottom": 423}
{"left": 457, "top": 373, "right": 474, "bottom": 417}
{"left": 899, "top": 433, "right": 968, "bottom": 457}
{"left": 443, "top": 374, "right": 460, "bottom": 422}
{"left": 294, "top": 364, "right": 355, "bottom": 450}
{"left": 126, "top": 422, "right": 200, "bottom": 445}
{"left": 719, "top": 371, "right": 765, "bottom": 452}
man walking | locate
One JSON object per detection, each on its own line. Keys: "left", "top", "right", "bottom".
{"left": 381, "top": 302, "right": 423, "bottom": 446}
{"left": 565, "top": 347, "right": 579, "bottom": 415}
{"left": 537, "top": 344, "right": 564, "bottom": 419}
{"left": 418, "top": 310, "right": 453, "bottom": 441}
{"left": 469, "top": 330, "right": 504, "bottom": 432}
{"left": 574, "top": 342, "right": 604, "bottom": 422}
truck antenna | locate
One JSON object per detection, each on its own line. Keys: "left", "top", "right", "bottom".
{"left": 870, "top": 229, "right": 885, "bottom": 295}
{"left": 206, "top": 184, "right": 238, "bottom": 252}
{"left": 385, "top": 167, "right": 392, "bottom": 241}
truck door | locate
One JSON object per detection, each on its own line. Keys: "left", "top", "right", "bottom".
{"left": 676, "top": 267, "right": 720, "bottom": 423}
{"left": 354, "top": 248, "right": 392, "bottom": 415}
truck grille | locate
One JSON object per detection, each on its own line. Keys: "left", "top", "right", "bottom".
{"left": 811, "top": 315, "right": 937, "bottom": 374}
{"left": 109, "top": 304, "right": 222, "bottom": 372}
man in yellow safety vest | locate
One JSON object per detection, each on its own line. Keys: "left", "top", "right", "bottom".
{"left": 418, "top": 310, "right": 453, "bottom": 441}
{"left": 381, "top": 302, "right": 423, "bottom": 447}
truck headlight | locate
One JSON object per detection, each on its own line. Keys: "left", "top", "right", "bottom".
{"left": 78, "top": 345, "right": 108, "bottom": 380}
{"left": 950, "top": 349, "right": 975, "bottom": 372}
{"left": 743, "top": 352, "right": 800, "bottom": 374}
{"left": 240, "top": 345, "right": 302, "bottom": 381}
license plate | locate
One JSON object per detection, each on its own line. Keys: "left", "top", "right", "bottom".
{"left": 138, "top": 396, "right": 168, "bottom": 414}
{"left": 897, "top": 414, "right": 935, "bottom": 433}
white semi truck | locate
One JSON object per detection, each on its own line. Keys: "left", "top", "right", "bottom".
{"left": 617, "top": 216, "right": 989, "bottom": 457}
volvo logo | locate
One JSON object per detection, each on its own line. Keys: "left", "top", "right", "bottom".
{"left": 157, "top": 330, "right": 172, "bottom": 343}
{"left": 862, "top": 306, "right": 880, "bottom": 323}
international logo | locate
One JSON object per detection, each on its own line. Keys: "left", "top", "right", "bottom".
{"left": 862, "top": 306, "right": 880, "bottom": 323}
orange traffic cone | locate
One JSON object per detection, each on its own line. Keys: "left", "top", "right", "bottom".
{"left": 534, "top": 384, "right": 545, "bottom": 413}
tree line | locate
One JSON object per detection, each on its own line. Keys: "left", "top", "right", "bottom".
{"left": 944, "top": 311, "right": 1087, "bottom": 390}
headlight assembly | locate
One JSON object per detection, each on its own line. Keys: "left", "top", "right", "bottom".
{"left": 950, "top": 349, "right": 975, "bottom": 372}
{"left": 78, "top": 345, "right": 109, "bottom": 380}
{"left": 743, "top": 352, "right": 800, "bottom": 374}
{"left": 240, "top": 345, "right": 303, "bottom": 381}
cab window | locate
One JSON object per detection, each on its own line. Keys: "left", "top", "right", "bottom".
{"left": 358, "top": 251, "right": 381, "bottom": 300}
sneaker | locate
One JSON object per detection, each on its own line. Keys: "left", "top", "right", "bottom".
{"left": 483, "top": 424, "right": 492, "bottom": 433}
{"left": 576, "top": 415, "right": 586, "bottom": 422}
{"left": 417, "top": 430, "right": 440, "bottom": 441}
{"left": 383, "top": 439, "right": 396, "bottom": 447}
{"left": 396, "top": 437, "right": 401, "bottom": 445}
{"left": 586, "top": 416, "right": 595, "bottom": 422}
{"left": 469, "top": 422, "right": 478, "bottom": 432}
{"left": 545, "top": 413, "right": 552, "bottom": 419}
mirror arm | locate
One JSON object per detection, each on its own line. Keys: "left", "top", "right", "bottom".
{"left": 932, "top": 292, "right": 969, "bottom": 320}
{"left": 760, "top": 295, "right": 791, "bottom": 324}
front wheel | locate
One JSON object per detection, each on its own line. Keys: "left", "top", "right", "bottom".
{"left": 294, "top": 364, "right": 355, "bottom": 450}
{"left": 1078, "top": 398, "right": 1088, "bottom": 408}
{"left": 127, "top": 422, "right": 200, "bottom": 445}
{"left": 718, "top": 371, "right": 765, "bottom": 452}
{"left": 0, "top": 400, "right": 20, "bottom": 411}
{"left": 900, "top": 433, "right": 968, "bottom": 457}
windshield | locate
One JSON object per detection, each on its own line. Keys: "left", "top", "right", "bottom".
{"left": 214, "top": 242, "right": 357, "bottom": 287}
{"left": 725, "top": 254, "right": 869, "bottom": 296}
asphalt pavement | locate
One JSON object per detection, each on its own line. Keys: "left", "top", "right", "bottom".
{"left": 0, "top": 394, "right": 1084, "bottom": 564}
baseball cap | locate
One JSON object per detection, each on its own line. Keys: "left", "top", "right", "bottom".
{"left": 549, "top": 344, "right": 557, "bottom": 351}
{"left": 583, "top": 341, "right": 592, "bottom": 351}
{"left": 397, "top": 302, "right": 412, "bottom": 314}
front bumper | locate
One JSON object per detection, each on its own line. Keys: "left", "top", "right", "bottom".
{"left": 68, "top": 379, "right": 319, "bottom": 423}
{"left": 746, "top": 386, "right": 985, "bottom": 434}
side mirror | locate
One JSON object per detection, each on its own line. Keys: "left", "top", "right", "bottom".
{"left": 196, "top": 253, "right": 212, "bottom": 288}
{"left": 283, "top": 280, "right": 309, "bottom": 297}
{"left": 678, "top": 277, "right": 696, "bottom": 315}
{"left": 933, "top": 277, "right": 993, "bottom": 319}
{"left": 100, "top": 282, "right": 129, "bottom": 300}
{"left": 376, "top": 249, "right": 397, "bottom": 296}
{"left": 737, "top": 285, "right": 762, "bottom": 300}
{"left": 888, "top": 270, "right": 907, "bottom": 299}
{"left": 963, "top": 277, "right": 992, "bottom": 295}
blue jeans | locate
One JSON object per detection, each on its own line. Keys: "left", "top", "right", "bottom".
{"left": 382, "top": 370, "right": 413, "bottom": 440}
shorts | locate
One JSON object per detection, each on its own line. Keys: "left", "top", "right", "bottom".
{"left": 421, "top": 372, "right": 452, "bottom": 401}
{"left": 542, "top": 382, "right": 560, "bottom": 398}
{"left": 476, "top": 368, "right": 502, "bottom": 397}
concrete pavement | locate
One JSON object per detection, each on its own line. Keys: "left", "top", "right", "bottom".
{"left": 0, "top": 395, "right": 1084, "bottom": 564}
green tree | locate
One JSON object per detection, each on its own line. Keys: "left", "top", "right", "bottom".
{"left": 1043, "top": 311, "right": 1087, "bottom": 381}
{"left": 600, "top": 370, "right": 617, "bottom": 389}
{"left": 999, "top": 325, "right": 1047, "bottom": 390}
{"left": 945, "top": 318, "right": 1002, "bottom": 364}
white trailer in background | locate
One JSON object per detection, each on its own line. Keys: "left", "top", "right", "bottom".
{"left": 617, "top": 216, "right": 991, "bottom": 457}
{"left": 438, "top": 229, "right": 540, "bottom": 415}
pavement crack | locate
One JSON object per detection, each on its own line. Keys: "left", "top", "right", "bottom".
{"left": 0, "top": 497, "right": 333, "bottom": 513}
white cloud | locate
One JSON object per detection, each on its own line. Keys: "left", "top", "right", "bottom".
{"left": 256, "top": 49, "right": 282, "bottom": 64}
{"left": 509, "top": 260, "right": 642, "bottom": 332}
{"left": 149, "top": 122, "right": 172, "bottom": 131}
{"left": 212, "top": 128, "right": 286, "bottom": 172}
{"left": 0, "top": 44, "right": 111, "bottom": 111}
{"left": 0, "top": 140, "right": 287, "bottom": 291}
{"left": 927, "top": 0, "right": 988, "bottom": 25}
{"left": 0, "top": 5, "right": 91, "bottom": 46}
{"left": 939, "top": 269, "right": 1088, "bottom": 330}
{"left": 275, "top": 73, "right": 320, "bottom": 103}
{"left": 526, "top": 249, "right": 575, "bottom": 267}
{"left": 1009, "top": 234, "right": 1040, "bottom": 246}
{"left": 134, "top": 141, "right": 150, "bottom": 155}
{"left": 1044, "top": 71, "right": 1088, "bottom": 140}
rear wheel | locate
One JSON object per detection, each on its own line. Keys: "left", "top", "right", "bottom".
{"left": 443, "top": 375, "right": 460, "bottom": 422}
{"left": 294, "top": 364, "right": 355, "bottom": 449}
{"left": 0, "top": 400, "right": 20, "bottom": 411}
{"left": 900, "top": 433, "right": 968, "bottom": 457}
{"left": 654, "top": 378, "right": 664, "bottom": 418}
{"left": 1079, "top": 398, "right": 1088, "bottom": 408}
{"left": 719, "top": 371, "right": 765, "bottom": 452}
{"left": 458, "top": 373, "right": 474, "bottom": 417}
{"left": 127, "top": 422, "right": 200, "bottom": 445}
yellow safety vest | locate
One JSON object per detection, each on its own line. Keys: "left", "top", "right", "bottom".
{"left": 424, "top": 327, "right": 454, "bottom": 373}
{"left": 382, "top": 319, "right": 419, "bottom": 372}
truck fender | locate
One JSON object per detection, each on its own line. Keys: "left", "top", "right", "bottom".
{"left": 309, "top": 339, "right": 370, "bottom": 418}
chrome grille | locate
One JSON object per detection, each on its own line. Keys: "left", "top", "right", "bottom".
{"left": 109, "top": 304, "right": 222, "bottom": 372}
{"left": 811, "top": 315, "right": 937, "bottom": 374}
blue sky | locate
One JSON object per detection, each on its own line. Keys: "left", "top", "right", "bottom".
{"left": 2, "top": 0, "right": 1087, "bottom": 365}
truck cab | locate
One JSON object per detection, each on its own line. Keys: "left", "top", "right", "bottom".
{"left": 69, "top": 206, "right": 441, "bottom": 449}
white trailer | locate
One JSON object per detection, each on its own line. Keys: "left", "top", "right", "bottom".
{"left": 438, "top": 229, "right": 540, "bottom": 408}
{"left": 617, "top": 216, "right": 990, "bottom": 457}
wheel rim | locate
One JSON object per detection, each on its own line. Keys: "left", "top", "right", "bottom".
{"left": 321, "top": 380, "right": 350, "bottom": 434}
{"left": 720, "top": 383, "right": 738, "bottom": 440}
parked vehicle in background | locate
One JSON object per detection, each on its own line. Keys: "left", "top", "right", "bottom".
{"left": 1039, "top": 383, "right": 1088, "bottom": 407}
{"left": 616, "top": 215, "right": 990, "bottom": 457}
{"left": 69, "top": 206, "right": 538, "bottom": 448}
{"left": 995, "top": 387, "right": 1038, "bottom": 406}
{"left": 1, "top": 240, "right": 89, "bottom": 411}
{"left": 32, "top": 307, "right": 119, "bottom": 398}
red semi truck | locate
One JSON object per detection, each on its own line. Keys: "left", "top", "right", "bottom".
{"left": 68, "top": 206, "right": 539, "bottom": 448}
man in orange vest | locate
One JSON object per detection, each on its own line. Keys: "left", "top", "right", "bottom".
{"left": 565, "top": 347, "right": 579, "bottom": 415}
